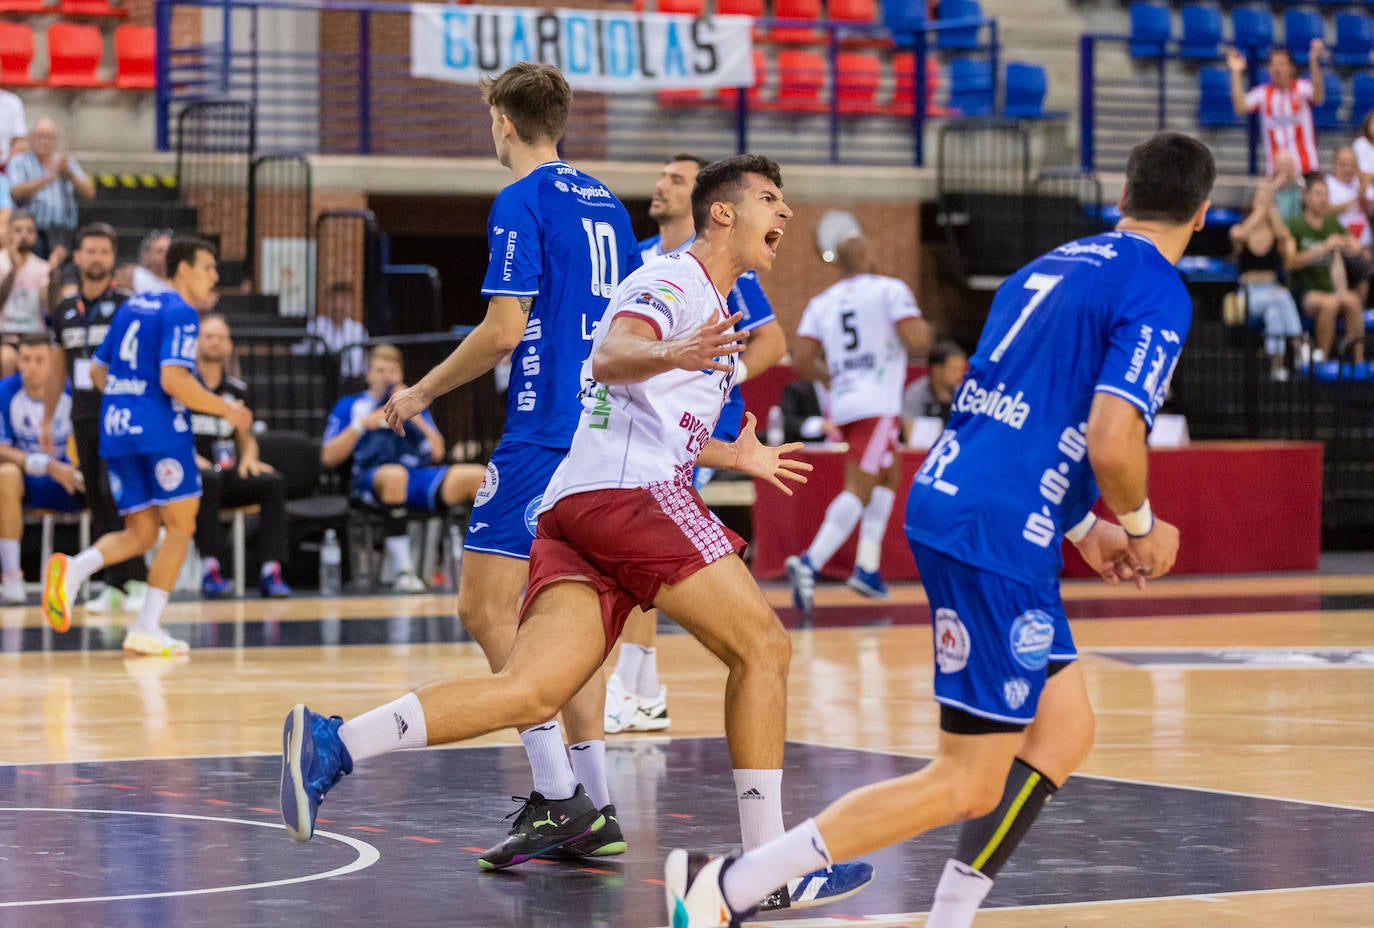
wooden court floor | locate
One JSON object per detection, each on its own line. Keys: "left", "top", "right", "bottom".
{"left": 1, "top": 569, "right": 1372, "bottom": 926}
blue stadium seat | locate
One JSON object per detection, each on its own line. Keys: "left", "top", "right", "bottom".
{"left": 1129, "top": 3, "right": 1170, "bottom": 58}
{"left": 1312, "top": 72, "right": 1342, "bottom": 129}
{"left": 949, "top": 56, "right": 993, "bottom": 115}
{"left": 1333, "top": 13, "right": 1374, "bottom": 67}
{"left": 1003, "top": 61, "right": 1046, "bottom": 118}
{"left": 1284, "top": 9, "right": 1324, "bottom": 65}
{"left": 1232, "top": 8, "right": 1274, "bottom": 55}
{"left": 935, "top": 0, "right": 982, "bottom": 51}
{"left": 1352, "top": 73, "right": 1374, "bottom": 124}
{"left": 1180, "top": 5, "right": 1222, "bottom": 60}
{"left": 1198, "top": 66, "right": 1242, "bottom": 126}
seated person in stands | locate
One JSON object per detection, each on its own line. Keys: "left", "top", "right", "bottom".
{"left": 1272, "top": 152, "right": 1305, "bottom": 223}
{"left": 0, "top": 332, "right": 83, "bottom": 605}
{"left": 1232, "top": 181, "right": 1303, "bottom": 379}
{"left": 1324, "top": 147, "right": 1374, "bottom": 295}
{"left": 192, "top": 314, "right": 292, "bottom": 599}
{"left": 321, "top": 344, "right": 484, "bottom": 593}
{"left": 1286, "top": 175, "right": 1367, "bottom": 364}
{"left": 779, "top": 378, "right": 838, "bottom": 445}
{"left": 901, "top": 339, "right": 968, "bottom": 435}
{"left": 298, "top": 281, "right": 367, "bottom": 379}
{"left": 0, "top": 211, "right": 50, "bottom": 377}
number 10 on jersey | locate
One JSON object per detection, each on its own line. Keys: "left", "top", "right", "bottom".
{"left": 582, "top": 219, "right": 620, "bottom": 298}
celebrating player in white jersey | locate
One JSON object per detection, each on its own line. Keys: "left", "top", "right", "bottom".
{"left": 785, "top": 237, "right": 929, "bottom": 611}
{"left": 280, "top": 155, "right": 872, "bottom": 912}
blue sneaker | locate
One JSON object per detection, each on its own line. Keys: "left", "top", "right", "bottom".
{"left": 201, "top": 566, "right": 233, "bottom": 599}
{"left": 280, "top": 704, "right": 353, "bottom": 842}
{"left": 759, "top": 861, "right": 875, "bottom": 911}
{"left": 846, "top": 567, "right": 890, "bottom": 600}
{"left": 260, "top": 564, "right": 292, "bottom": 599}
{"left": 784, "top": 554, "right": 816, "bottom": 614}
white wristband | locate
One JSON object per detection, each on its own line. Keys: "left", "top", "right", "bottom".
{"left": 1116, "top": 499, "right": 1155, "bottom": 538}
{"left": 25, "top": 453, "right": 52, "bottom": 476}
{"left": 735, "top": 359, "right": 749, "bottom": 384}
{"left": 1064, "top": 511, "right": 1098, "bottom": 544}
{"left": 351, "top": 421, "right": 366, "bottom": 436}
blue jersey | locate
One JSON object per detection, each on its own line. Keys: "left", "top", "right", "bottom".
{"left": 91, "top": 290, "right": 199, "bottom": 457}
{"left": 638, "top": 233, "right": 776, "bottom": 440}
{"left": 323, "top": 391, "right": 438, "bottom": 487}
{"left": 906, "top": 231, "right": 1191, "bottom": 587}
{"left": 482, "top": 161, "right": 639, "bottom": 450}
{"left": 0, "top": 374, "right": 73, "bottom": 460}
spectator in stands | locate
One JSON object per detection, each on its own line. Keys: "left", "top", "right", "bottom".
{"left": 0, "top": 211, "right": 50, "bottom": 377}
{"left": 901, "top": 339, "right": 968, "bottom": 432}
{"left": 0, "top": 88, "right": 25, "bottom": 170}
{"left": 192, "top": 314, "right": 292, "bottom": 599}
{"left": 1354, "top": 111, "right": 1374, "bottom": 190}
{"left": 133, "top": 228, "right": 172, "bottom": 294}
{"left": 321, "top": 344, "right": 484, "bottom": 593}
{"left": 1272, "top": 151, "right": 1305, "bottom": 223}
{"left": 6, "top": 119, "right": 94, "bottom": 259}
{"left": 1287, "top": 175, "right": 1367, "bottom": 364}
{"left": 1227, "top": 42, "right": 1325, "bottom": 176}
{"left": 779, "top": 379, "right": 839, "bottom": 446}
{"left": 0, "top": 333, "right": 83, "bottom": 605}
{"left": 1232, "top": 182, "right": 1303, "bottom": 379}
{"left": 298, "top": 281, "right": 368, "bottom": 379}
{"left": 1326, "top": 147, "right": 1373, "bottom": 246}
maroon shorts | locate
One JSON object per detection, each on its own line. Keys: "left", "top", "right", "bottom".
{"left": 840, "top": 415, "right": 902, "bottom": 475}
{"left": 520, "top": 483, "right": 746, "bottom": 657}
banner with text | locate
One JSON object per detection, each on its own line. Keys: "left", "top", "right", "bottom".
{"left": 410, "top": 4, "right": 755, "bottom": 92}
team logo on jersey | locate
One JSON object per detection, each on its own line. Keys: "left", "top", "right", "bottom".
{"left": 933, "top": 608, "right": 970, "bottom": 674}
{"left": 554, "top": 181, "right": 569, "bottom": 192}
{"left": 524, "top": 495, "right": 543, "bottom": 537}
{"left": 1003, "top": 678, "right": 1031, "bottom": 711}
{"left": 473, "top": 461, "right": 499, "bottom": 507}
{"left": 155, "top": 458, "right": 184, "bottom": 492}
{"left": 1009, "top": 609, "right": 1056, "bottom": 671}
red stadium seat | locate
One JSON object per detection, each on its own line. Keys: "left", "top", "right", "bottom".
{"left": 46, "top": 23, "right": 109, "bottom": 87}
{"left": 772, "top": 49, "right": 827, "bottom": 111}
{"left": 835, "top": 51, "right": 882, "bottom": 113}
{"left": 768, "top": 0, "right": 823, "bottom": 44}
{"left": 830, "top": 0, "right": 878, "bottom": 24}
{"left": 717, "top": 0, "right": 763, "bottom": 15}
{"left": 59, "top": 0, "right": 128, "bottom": 16}
{"left": 114, "top": 24, "right": 154, "bottom": 89}
{"left": 892, "top": 51, "right": 945, "bottom": 116}
{"left": 0, "top": 0, "right": 49, "bottom": 13}
{"left": 0, "top": 22, "right": 37, "bottom": 87}
{"left": 656, "top": 0, "right": 704, "bottom": 14}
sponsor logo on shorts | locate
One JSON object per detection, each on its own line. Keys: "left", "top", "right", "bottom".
{"left": 474, "top": 461, "right": 499, "bottom": 507}
{"left": 1009, "top": 609, "right": 1056, "bottom": 671}
{"left": 155, "top": 458, "right": 184, "bottom": 492}
{"left": 1003, "top": 678, "right": 1031, "bottom": 710}
{"left": 524, "top": 495, "right": 543, "bottom": 537}
{"left": 109, "top": 472, "right": 123, "bottom": 503}
{"left": 933, "top": 608, "right": 970, "bottom": 674}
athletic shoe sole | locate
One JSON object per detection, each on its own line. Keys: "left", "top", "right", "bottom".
{"left": 784, "top": 556, "right": 814, "bottom": 614}
{"left": 845, "top": 576, "right": 890, "bottom": 600}
{"left": 477, "top": 813, "right": 605, "bottom": 871}
{"left": 281, "top": 704, "right": 313, "bottom": 842}
{"left": 43, "top": 553, "right": 71, "bottom": 633}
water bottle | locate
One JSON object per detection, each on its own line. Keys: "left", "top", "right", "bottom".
{"left": 766, "top": 405, "right": 784, "bottom": 446}
{"left": 319, "top": 528, "right": 342, "bottom": 596}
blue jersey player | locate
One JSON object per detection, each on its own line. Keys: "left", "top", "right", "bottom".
{"left": 666, "top": 133, "right": 1216, "bottom": 928}
{"left": 42, "top": 237, "right": 252, "bottom": 656}
{"left": 369, "top": 64, "right": 638, "bottom": 867}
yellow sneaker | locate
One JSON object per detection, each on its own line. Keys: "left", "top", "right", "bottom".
{"left": 43, "top": 553, "right": 72, "bottom": 633}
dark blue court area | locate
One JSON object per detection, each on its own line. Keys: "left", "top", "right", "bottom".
{"left": 1, "top": 739, "right": 1371, "bottom": 927}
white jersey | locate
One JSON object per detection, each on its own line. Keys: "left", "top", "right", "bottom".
{"left": 540, "top": 251, "right": 737, "bottom": 509}
{"left": 795, "top": 273, "right": 920, "bottom": 425}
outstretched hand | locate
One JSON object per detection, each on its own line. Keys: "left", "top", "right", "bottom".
{"left": 1073, "top": 518, "right": 1147, "bottom": 590}
{"left": 729, "top": 412, "right": 812, "bottom": 496}
{"left": 383, "top": 384, "right": 432, "bottom": 435}
{"left": 663, "top": 311, "right": 744, "bottom": 374}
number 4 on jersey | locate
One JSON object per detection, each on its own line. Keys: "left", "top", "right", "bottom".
{"left": 989, "top": 273, "right": 1061, "bottom": 363}
{"left": 118, "top": 320, "right": 141, "bottom": 370}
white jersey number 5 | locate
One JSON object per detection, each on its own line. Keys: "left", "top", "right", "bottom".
{"left": 989, "top": 273, "right": 1062, "bottom": 363}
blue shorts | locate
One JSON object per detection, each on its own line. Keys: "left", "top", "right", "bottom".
{"left": 24, "top": 475, "right": 84, "bottom": 513}
{"left": 356, "top": 465, "right": 448, "bottom": 511}
{"left": 106, "top": 446, "right": 202, "bottom": 516}
{"left": 912, "top": 541, "right": 1077, "bottom": 726}
{"left": 465, "top": 440, "right": 565, "bottom": 560}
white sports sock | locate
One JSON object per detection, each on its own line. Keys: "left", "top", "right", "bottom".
{"left": 855, "top": 485, "right": 896, "bottom": 572}
{"left": 66, "top": 547, "right": 104, "bottom": 598}
{"left": 926, "top": 858, "right": 994, "bottom": 928}
{"left": 805, "top": 491, "right": 864, "bottom": 570}
{"left": 635, "top": 646, "right": 660, "bottom": 699}
{"left": 722, "top": 818, "right": 832, "bottom": 912}
{"left": 385, "top": 535, "right": 414, "bottom": 574}
{"left": 613, "top": 643, "right": 645, "bottom": 690}
{"left": 0, "top": 539, "right": 19, "bottom": 574}
{"left": 133, "top": 586, "right": 170, "bottom": 635}
{"left": 201, "top": 555, "right": 219, "bottom": 576}
{"left": 734, "top": 768, "right": 785, "bottom": 850}
{"left": 338, "top": 691, "right": 429, "bottom": 763}
{"left": 520, "top": 721, "right": 578, "bottom": 800}
{"left": 568, "top": 740, "right": 611, "bottom": 808}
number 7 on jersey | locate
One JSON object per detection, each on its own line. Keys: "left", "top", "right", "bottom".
{"left": 988, "top": 273, "right": 1062, "bottom": 363}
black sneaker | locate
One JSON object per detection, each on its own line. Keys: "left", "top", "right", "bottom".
{"left": 477, "top": 784, "right": 605, "bottom": 870}
{"left": 544, "top": 803, "right": 627, "bottom": 858}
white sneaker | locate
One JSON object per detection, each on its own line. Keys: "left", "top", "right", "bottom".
{"left": 122, "top": 628, "right": 190, "bottom": 657}
{"left": 604, "top": 673, "right": 638, "bottom": 734}
{"left": 393, "top": 571, "right": 426, "bottom": 594}
{"left": 85, "top": 585, "right": 124, "bottom": 613}
{"left": 123, "top": 581, "right": 149, "bottom": 611}
{"left": 1, "top": 572, "right": 25, "bottom": 605}
{"left": 628, "top": 685, "right": 671, "bottom": 731}
{"left": 664, "top": 849, "right": 747, "bottom": 927}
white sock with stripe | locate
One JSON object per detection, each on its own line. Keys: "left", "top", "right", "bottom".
{"left": 926, "top": 858, "right": 994, "bottom": 928}
{"left": 338, "top": 691, "right": 429, "bottom": 763}
{"left": 722, "top": 817, "right": 832, "bottom": 912}
{"left": 734, "top": 768, "right": 784, "bottom": 850}
{"left": 132, "top": 586, "right": 169, "bottom": 635}
{"left": 855, "top": 485, "right": 895, "bottom": 572}
{"left": 805, "top": 491, "right": 863, "bottom": 570}
{"left": 568, "top": 740, "right": 611, "bottom": 808}
{"left": 66, "top": 547, "right": 104, "bottom": 599}
{"left": 0, "top": 539, "right": 19, "bottom": 575}
{"left": 520, "top": 721, "right": 578, "bottom": 801}
{"left": 612, "top": 643, "right": 645, "bottom": 689}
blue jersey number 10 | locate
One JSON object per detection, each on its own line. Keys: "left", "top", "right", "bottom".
{"left": 582, "top": 219, "right": 621, "bottom": 299}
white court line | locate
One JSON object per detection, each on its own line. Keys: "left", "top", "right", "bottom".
{"left": 0, "top": 808, "right": 380, "bottom": 907}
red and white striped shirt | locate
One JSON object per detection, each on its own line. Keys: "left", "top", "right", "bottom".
{"left": 1244, "top": 79, "right": 1318, "bottom": 176}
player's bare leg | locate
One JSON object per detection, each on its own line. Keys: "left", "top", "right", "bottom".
{"left": 605, "top": 607, "right": 669, "bottom": 733}
{"left": 786, "top": 455, "right": 887, "bottom": 612}
{"left": 0, "top": 462, "right": 25, "bottom": 602}
{"left": 439, "top": 463, "right": 485, "bottom": 506}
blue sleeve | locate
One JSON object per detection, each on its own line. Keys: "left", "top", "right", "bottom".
{"left": 323, "top": 397, "right": 352, "bottom": 445}
{"left": 0, "top": 380, "right": 14, "bottom": 446}
{"left": 729, "top": 271, "right": 775, "bottom": 331}
{"left": 0, "top": 175, "right": 13, "bottom": 211}
{"left": 159, "top": 304, "right": 199, "bottom": 369}
{"left": 481, "top": 186, "right": 543, "bottom": 298}
{"left": 1093, "top": 271, "right": 1190, "bottom": 430}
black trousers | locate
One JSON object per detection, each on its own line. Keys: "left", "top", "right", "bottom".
{"left": 72, "top": 416, "right": 146, "bottom": 587}
{"left": 195, "top": 467, "right": 288, "bottom": 572}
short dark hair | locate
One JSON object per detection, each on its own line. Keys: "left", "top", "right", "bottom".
{"left": 668, "top": 153, "right": 710, "bottom": 170}
{"left": 1303, "top": 171, "right": 1327, "bottom": 189}
{"left": 1121, "top": 132, "right": 1216, "bottom": 224}
{"left": 480, "top": 62, "right": 570, "bottom": 145}
{"left": 8, "top": 209, "right": 33, "bottom": 226}
{"left": 929, "top": 339, "right": 967, "bottom": 367}
{"left": 691, "top": 154, "right": 784, "bottom": 236}
{"left": 166, "top": 235, "right": 216, "bottom": 280}
{"left": 74, "top": 222, "right": 117, "bottom": 251}
{"left": 18, "top": 331, "right": 51, "bottom": 348}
